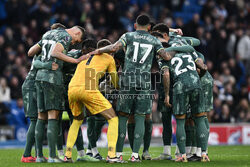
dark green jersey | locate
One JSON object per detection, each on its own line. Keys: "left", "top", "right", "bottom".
{"left": 157, "top": 44, "right": 195, "bottom": 98}
{"left": 160, "top": 52, "right": 201, "bottom": 94}
{"left": 194, "top": 51, "right": 213, "bottom": 86}
{"left": 35, "top": 29, "right": 72, "bottom": 85}
{"left": 62, "top": 49, "right": 82, "bottom": 87}
{"left": 169, "top": 32, "right": 200, "bottom": 46}
{"left": 22, "top": 55, "right": 52, "bottom": 89}
{"left": 118, "top": 30, "right": 164, "bottom": 88}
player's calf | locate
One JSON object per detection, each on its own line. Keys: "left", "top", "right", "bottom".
{"left": 142, "top": 114, "right": 152, "bottom": 160}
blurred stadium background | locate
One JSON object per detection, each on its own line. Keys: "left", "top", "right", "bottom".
{"left": 0, "top": 0, "right": 249, "bottom": 147}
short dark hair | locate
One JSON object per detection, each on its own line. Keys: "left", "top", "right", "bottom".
{"left": 162, "top": 42, "right": 170, "bottom": 48}
{"left": 149, "top": 21, "right": 156, "bottom": 32}
{"left": 151, "top": 31, "right": 164, "bottom": 38}
{"left": 50, "top": 23, "right": 66, "bottom": 30}
{"left": 75, "top": 25, "right": 86, "bottom": 40}
{"left": 136, "top": 14, "right": 150, "bottom": 26}
{"left": 97, "top": 39, "right": 112, "bottom": 48}
{"left": 82, "top": 39, "right": 97, "bottom": 49}
{"left": 152, "top": 23, "right": 169, "bottom": 34}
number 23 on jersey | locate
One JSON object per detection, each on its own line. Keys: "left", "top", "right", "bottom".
{"left": 171, "top": 54, "right": 196, "bottom": 76}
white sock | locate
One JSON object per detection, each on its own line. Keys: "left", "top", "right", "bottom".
{"left": 206, "top": 148, "right": 208, "bottom": 154}
{"left": 86, "top": 149, "right": 92, "bottom": 154}
{"left": 116, "top": 152, "right": 122, "bottom": 157}
{"left": 78, "top": 150, "right": 85, "bottom": 157}
{"left": 196, "top": 147, "right": 201, "bottom": 157}
{"left": 175, "top": 145, "right": 180, "bottom": 154}
{"left": 58, "top": 150, "right": 64, "bottom": 157}
{"left": 163, "top": 145, "right": 171, "bottom": 155}
{"left": 191, "top": 146, "right": 197, "bottom": 155}
{"left": 185, "top": 146, "right": 191, "bottom": 154}
{"left": 132, "top": 152, "right": 139, "bottom": 159}
{"left": 91, "top": 147, "right": 98, "bottom": 157}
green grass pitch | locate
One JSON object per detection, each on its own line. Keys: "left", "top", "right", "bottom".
{"left": 0, "top": 146, "right": 249, "bottom": 167}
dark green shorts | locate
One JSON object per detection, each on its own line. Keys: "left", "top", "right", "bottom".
{"left": 22, "top": 88, "right": 38, "bottom": 118}
{"left": 116, "top": 87, "right": 152, "bottom": 115}
{"left": 35, "top": 81, "right": 65, "bottom": 112}
{"left": 94, "top": 114, "right": 106, "bottom": 121}
{"left": 172, "top": 88, "right": 203, "bottom": 115}
{"left": 201, "top": 83, "right": 213, "bottom": 112}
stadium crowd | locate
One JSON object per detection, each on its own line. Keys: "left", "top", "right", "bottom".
{"left": 0, "top": 0, "right": 249, "bottom": 127}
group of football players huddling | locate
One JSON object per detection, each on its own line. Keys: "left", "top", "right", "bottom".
{"left": 20, "top": 14, "right": 212, "bottom": 164}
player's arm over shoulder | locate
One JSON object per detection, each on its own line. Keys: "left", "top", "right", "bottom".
{"left": 158, "top": 48, "right": 175, "bottom": 61}
{"left": 154, "top": 37, "right": 174, "bottom": 61}
{"left": 91, "top": 33, "right": 128, "bottom": 55}
{"left": 192, "top": 52, "right": 207, "bottom": 77}
{"left": 28, "top": 41, "right": 42, "bottom": 57}
{"left": 167, "top": 42, "right": 195, "bottom": 53}
{"left": 182, "top": 36, "right": 200, "bottom": 46}
{"left": 51, "top": 43, "right": 81, "bottom": 64}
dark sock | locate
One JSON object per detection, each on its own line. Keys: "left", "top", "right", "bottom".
{"left": 191, "top": 125, "right": 197, "bottom": 148}
{"left": 204, "top": 116, "right": 210, "bottom": 131}
{"left": 132, "top": 115, "right": 145, "bottom": 153}
{"left": 57, "top": 113, "right": 63, "bottom": 150}
{"left": 87, "top": 117, "right": 96, "bottom": 149}
{"left": 116, "top": 115, "right": 128, "bottom": 152}
{"left": 143, "top": 119, "right": 152, "bottom": 152}
{"left": 95, "top": 119, "right": 105, "bottom": 143}
{"left": 47, "top": 119, "right": 59, "bottom": 158}
{"left": 35, "top": 119, "right": 46, "bottom": 157}
{"left": 88, "top": 143, "right": 91, "bottom": 150}
{"left": 75, "top": 127, "right": 84, "bottom": 151}
{"left": 127, "top": 123, "right": 135, "bottom": 149}
{"left": 204, "top": 116, "right": 209, "bottom": 150}
{"left": 162, "top": 112, "right": 172, "bottom": 146}
{"left": 23, "top": 119, "right": 37, "bottom": 157}
{"left": 176, "top": 119, "right": 186, "bottom": 154}
{"left": 185, "top": 125, "right": 193, "bottom": 147}
{"left": 194, "top": 116, "right": 209, "bottom": 152}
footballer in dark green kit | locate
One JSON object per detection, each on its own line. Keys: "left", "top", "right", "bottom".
{"left": 27, "top": 25, "right": 87, "bottom": 163}
{"left": 151, "top": 23, "right": 200, "bottom": 160}
{"left": 88, "top": 14, "right": 174, "bottom": 162}
{"left": 160, "top": 46, "right": 209, "bottom": 162}
{"left": 21, "top": 54, "right": 59, "bottom": 163}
